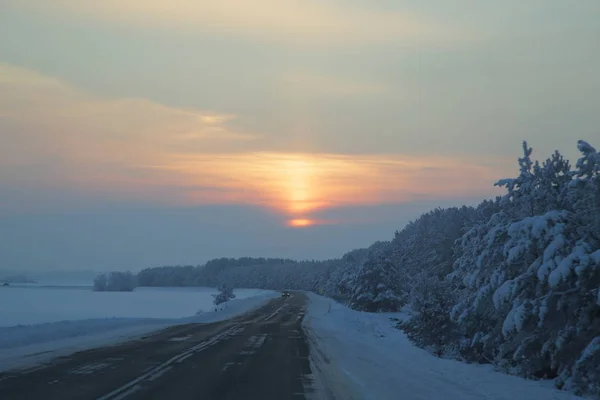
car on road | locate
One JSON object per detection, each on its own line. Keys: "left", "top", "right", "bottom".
{"left": 281, "top": 291, "right": 291, "bottom": 297}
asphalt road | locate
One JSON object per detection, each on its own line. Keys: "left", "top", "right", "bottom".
{"left": 0, "top": 292, "right": 315, "bottom": 400}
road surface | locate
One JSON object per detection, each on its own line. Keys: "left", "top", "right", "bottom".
{"left": 0, "top": 293, "right": 315, "bottom": 400}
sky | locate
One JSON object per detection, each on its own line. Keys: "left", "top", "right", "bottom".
{"left": 1, "top": 1, "right": 599, "bottom": 272}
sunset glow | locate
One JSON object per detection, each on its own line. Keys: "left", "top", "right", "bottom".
{"left": 0, "top": 63, "right": 510, "bottom": 224}
{"left": 0, "top": 64, "right": 514, "bottom": 227}
{"left": 149, "top": 152, "right": 506, "bottom": 226}
{"left": 287, "top": 218, "right": 315, "bottom": 228}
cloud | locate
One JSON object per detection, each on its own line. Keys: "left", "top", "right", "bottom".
{"left": 8, "top": 0, "right": 461, "bottom": 45}
{"left": 1, "top": 64, "right": 510, "bottom": 223}
{"left": 0, "top": 63, "right": 257, "bottom": 188}
{"left": 148, "top": 152, "right": 507, "bottom": 222}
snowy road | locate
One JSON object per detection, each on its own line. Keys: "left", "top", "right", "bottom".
{"left": 0, "top": 294, "right": 314, "bottom": 400}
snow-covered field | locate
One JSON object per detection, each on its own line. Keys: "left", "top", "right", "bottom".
{"left": 0, "top": 285, "right": 268, "bottom": 326}
{"left": 0, "top": 285, "right": 277, "bottom": 372}
{"left": 303, "top": 293, "right": 581, "bottom": 400}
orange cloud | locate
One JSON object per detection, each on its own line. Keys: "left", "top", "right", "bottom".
{"left": 0, "top": 63, "right": 256, "bottom": 171}
{"left": 147, "top": 152, "right": 507, "bottom": 224}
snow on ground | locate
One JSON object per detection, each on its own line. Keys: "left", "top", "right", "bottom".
{"left": 302, "top": 292, "right": 581, "bottom": 400}
{"left": 0, "top": 286, "right": 277, "bottom": 372}
{"left": 0, "top": 286, "right": 268, "bottom": 326}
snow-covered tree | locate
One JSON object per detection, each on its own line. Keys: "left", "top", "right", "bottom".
{"left": 349, "top": 251, "right": 403, "bottom": 312}
{"left": 213, "top": 283, "right": 236, "bottom": 306}
{"left": 569, "top": 336, "right": 600, "bottom": 397}
{"left": 495, "top": 141, "right": 540, "bottom": 218}
{"left": 538, "top": 151, "right": 572, "bottom": 211}
{"left": 393, "top": 140, "right": 599, "bottom": 396}
{"left": 402, "top": 276, "right": 460, "bottom": 357}
{"left": 446, "top": 142, "right": 600, "bottom": 395}
{"left": 570, "top": 140, "right": 600, "bottom": 243}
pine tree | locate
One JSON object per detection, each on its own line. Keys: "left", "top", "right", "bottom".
{"left": 570, "top": 140, "right": 600, "bottom": 243}
{"left": 495, "top": 141, "right": 548, "bottom": 218}
{"left": 349, "top": 252, "right": 402, "bottom": 312}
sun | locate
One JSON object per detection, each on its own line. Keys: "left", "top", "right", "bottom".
{"left": 287, "top": 218, "right": 315, "bottom": 228}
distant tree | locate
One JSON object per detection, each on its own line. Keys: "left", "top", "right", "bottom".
{"left": 108, "top": 271, "right": 136, "bottom": 291}
{"left": 94, "top": 271, "right": 136, "bottom": 292}
{"left": 213, "top": 283, "right": 236, "bottom": 307}
{"left": 93, "top": 274, "right": 107, "bottom": 291}
{"left": 0, "top": 275, "right": 37, "bottom": 284}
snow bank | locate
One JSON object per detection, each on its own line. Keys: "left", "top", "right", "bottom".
{"left": 303, "top": 293, "right": 581, "bottom": 400}
{"left": 0, "top": 289, "right": 277, "bottom": 372}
